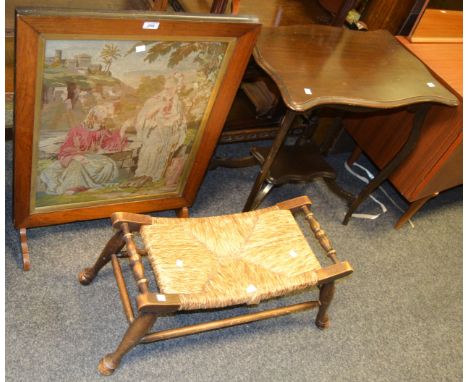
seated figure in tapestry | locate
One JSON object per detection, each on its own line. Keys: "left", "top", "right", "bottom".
{"left": 40, "top": 105, "right": 127, "bottom": 195}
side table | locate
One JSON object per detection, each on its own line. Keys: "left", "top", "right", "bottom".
{"left": 344, "top": 37, "right": 462, "bottom": 228}
{"left": 242, "top": 25, "right": 458, "bottom": 225}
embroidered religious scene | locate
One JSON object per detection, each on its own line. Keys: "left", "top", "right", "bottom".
{"left": 33, "top": 38, "right": 229, "bottom": 211}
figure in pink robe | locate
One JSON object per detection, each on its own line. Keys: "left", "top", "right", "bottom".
{"left": 40, "top": 106, "right": 127, "bottom": 195}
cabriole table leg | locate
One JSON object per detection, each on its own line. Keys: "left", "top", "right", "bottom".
{"left": 342, "top": 104, "right": 429, "bottom": 225}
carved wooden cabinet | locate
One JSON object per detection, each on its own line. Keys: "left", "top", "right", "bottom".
{"left": 344, "top": 36, "right": 462, "bottom": 228}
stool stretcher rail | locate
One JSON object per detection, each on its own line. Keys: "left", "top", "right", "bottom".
{"left": 111, "top": 254, "right": 135, "bottom": 324}
{"left": 141, "top": 301, "right": 320, "bottom": 343}
{"left": 79, "top": 196, "right": 353, "bottom": 375}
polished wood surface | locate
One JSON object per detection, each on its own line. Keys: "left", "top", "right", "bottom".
{"left": 346, "top": 37, "right": 462, "bottom": 202}
{"left": 252, "top": 145, "right": 336, "bottom": 183}
{"left": 394, "top": 193, "right": 436, "bottom": 230}
{"left": 175, "top": 0, "right": 357, "bottom": 146}
{"left": 248, "top": 142, "right": 352, "bottom": 210}
{"left": 111, "top": 211, "right": 153, "bottom": 231}
{"left": 275, "top": 194, "right": 311, "bottom": 210}
{"left": 13, "top": 10, "right": 260, "bottom": 229}
{"left": 345, "top": 105, "right": 462, "bottom": 199}
{"left": 344, "top": 37, "right": 462, "bottom": 227}
{"left": 413, "top": 135, "right": 462, "bottom": 198}
{"left": 5, "top": 38, "right": 14, "bottom": 93}
{"left": 253, "top": 25, "right": 458, "bottom": 112}
{"left": 244, "top": 23, "right": 458, "bottom": 225}
{"left": 175, "top": 0, "right": 335, "bottom": 26}
{"left": 397, "top": 37, "right": 462, "bottom": 97}
{"left": 5, "top": 0, "right": 152, "bottom": 34}
{"left": 409, "top": 9, "right": 463, "bottom": 43}
{"left": 361, "top": 0, "right": 416, "bottom": 35}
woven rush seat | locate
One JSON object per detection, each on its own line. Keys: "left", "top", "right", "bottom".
{"left": 141, "top": 207, "right": 322, "bottom": 310}
{"left": 79, "top": 196, "right": 352, "bottom": 375}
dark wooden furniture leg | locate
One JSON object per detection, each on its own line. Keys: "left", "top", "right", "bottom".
{"left": 243, "top": 109, "right": 296, "bottom": 211}
{"left": 98, "top": 312, "right": 157, "bottom": 376}
{"left": 246, "top": 114, "right": 353, "bottom": 210}
{"left": 78, "top": 231, "right": 126, "bottom": 285}
{"left": 176, "top": 207, "right": 190, "bottom": 218}
{"left": 343, "top": 104, "right": 430, "bottom": 225}
{"left": 249, "top": 182, "right": 275, "bottom": 211}
{"left": 323, "top": 178, "right": 355, "bottom": 204}
{"left": 19, "top": 228, "right": 31, "bottom": 271}
{"left": 83, "top": 197, "right": 352, "bottom": 373}
{"left": 98, "top": 218, "right": 156, "bottom": 375}
{"left": 346, "top": 145, "right": 362, "bottom": 165}
{"left": 97, "top": 216, "right": 179, "bottom": 375}
{"left": 394, "top": 192, "right": 438, "bottom": 229}
{"left": 315, "top": 282, "right": 335, "bottom": 329}
{"left": 209, "top": 155, "right": 258, "bottom": 170}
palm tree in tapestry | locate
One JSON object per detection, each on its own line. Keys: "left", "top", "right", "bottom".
{"left": 126, "top": 41, "right": 226, "bottom": 77}
{"left": 100, "top": 43, "right": 122, "bottom": 74}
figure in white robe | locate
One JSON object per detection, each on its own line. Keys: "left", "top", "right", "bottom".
{"left": 129, "top": 74, "right": 187, "bottom": 187}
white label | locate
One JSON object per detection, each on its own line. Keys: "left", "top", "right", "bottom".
{"left": 304, "top": 88, "right": 313, "bottom": 95}
{"left": 143, "top": 21, "right": 160, "bottom": 30}
{"left": 156, "top": 294, "right": 167, "bottom": 302}
{"left": 426, "top": 82, "right": 436, "bottom": 88}
{"left": 246, "top": 284, "right": 257, "bottom": 294}
{"left": 135, "top": 45, "right": 146, "bottom": 53}
{"left": 289, "top": 250, "right": 298, "bottom": 258}
{"left": 175, "top": 259, "right": 184, "bottom": 267}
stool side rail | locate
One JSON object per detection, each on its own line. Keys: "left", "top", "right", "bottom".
{"left": 80, "top": 196, "right": 353, "bottom": 375}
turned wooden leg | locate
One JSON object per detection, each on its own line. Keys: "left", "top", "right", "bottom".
{"left": 19, "top": 228, "right": 31, "bottom": 271}
{"left": 78, "top": 231, "right": 125, "bottom": 285}
{"left": 315, "top": 282, "right": 335, "bottom": 329}
{"left": 394, "top": 193, "right": 438, "bottom": 229}
{"left": 98, "top": 313, "right": 157, "bottom": 376}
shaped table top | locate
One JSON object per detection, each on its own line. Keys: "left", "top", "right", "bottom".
{"left": 253, "top": 25, "right": 459, "bottom": 112}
